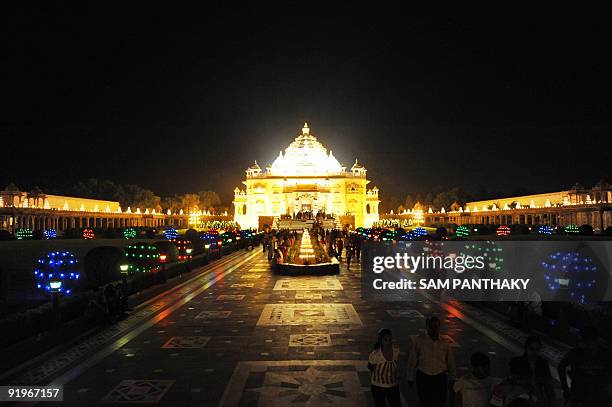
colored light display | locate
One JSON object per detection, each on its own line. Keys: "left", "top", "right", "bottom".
{"left": 124, "top": 243, "right": 161, "bottom": 274}
{"left": 44, "top": 229, "right": 57, "bottom": 239}
{"left": 538, "top": 225, "right": 553, "bottom": 235}
{"left": 455, "top": 225, "right": 470, "bottom": 237}
{"left": 542, "top": 251, "right": 602, "bottom": 304}
{"left": 413, "top": 227, "right": 428, "bottom": 237}
{"left": 379, "top": 229, "right": 395, "bottom": 241}
{"left": 172, "top": 239, "right": 194, "bottom": 260}
{"left": 564, "top": 224, "right": 579, "bottom": 235}
{"left": 34, "top": 251, "right": 79, "bottom": 295}
{"left": 16, "top": 228, "right": 33, "bottom": 240}
{"left": 123, "top": 227, "right": 137, "bottom": 239}
{"left": 496, "top": 225, "right": 511, "bottom": 237}
{"left": 82, "top": 228, "right": 94, "bottom": 239}
{"left": 164, "top": 228, "right": 178, "bottom": 240}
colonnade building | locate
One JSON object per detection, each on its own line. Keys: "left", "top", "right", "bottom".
{"left": 0, "top": 184, "right": 189, "bottom": 233}
{"left": 417, "top": 180, "right": 611, "bottom": 230}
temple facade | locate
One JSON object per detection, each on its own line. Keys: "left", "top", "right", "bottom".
{"left": 233, "top": 123, "right": 380, "bottom": 230}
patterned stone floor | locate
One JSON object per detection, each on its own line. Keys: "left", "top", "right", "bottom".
{"left": 10, "top": 250, "right": 570, "bottom": 406}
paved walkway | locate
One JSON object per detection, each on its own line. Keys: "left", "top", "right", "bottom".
{"left": 5, "top": 249, "right": 570, "bottom": 406}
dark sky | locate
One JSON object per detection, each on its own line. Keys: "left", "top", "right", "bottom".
{"left": 2, "top": 3, "right": 611, "bottom": 205}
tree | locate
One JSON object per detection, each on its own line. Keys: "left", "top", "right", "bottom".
{"left": 198, "top": 191, "right": 222, "bottom": 212}
{"left": 180, "top": 194, "right": 200, "bottom": 212}
{"left": 404, "top": 194, "right": 415, "bottom": 210}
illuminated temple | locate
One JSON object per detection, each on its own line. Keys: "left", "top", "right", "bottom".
{"left": 233, "top": 123, "right": 380, "bottom": 229}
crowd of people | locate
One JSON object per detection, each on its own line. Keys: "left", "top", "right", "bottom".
{"left": 261, "top": 226, "right": 362, "bottom": 267}
{"left": 368, "top": 317, "right": 609, "bottom": 407}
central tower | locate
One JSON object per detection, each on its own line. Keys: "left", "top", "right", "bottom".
{"left": 233, "top": 123, "right": 380, "bottom": 230}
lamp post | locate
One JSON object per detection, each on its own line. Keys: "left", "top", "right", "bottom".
{"left": 185, "top": 248, "right": 193, "bottom": 272}
{"left": 119, "top": 262, "right": 129, "bottom": 292}
{"left": 159, "top": 254, "right": 168, "bottom": 282}
{"left": 49, "top": 278, "right": 62, "bottom": 324}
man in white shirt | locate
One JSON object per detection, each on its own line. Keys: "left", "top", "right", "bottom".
{"left": 408, "top": 316, "right": 456, "bottom": 407}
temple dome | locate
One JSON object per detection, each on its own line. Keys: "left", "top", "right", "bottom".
{"left": 270, "top": 123, "right": 344, "bottom": 176}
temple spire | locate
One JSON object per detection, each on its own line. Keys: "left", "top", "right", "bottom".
{"left": 302, "top": 122, "right": 310, "bottom": 135}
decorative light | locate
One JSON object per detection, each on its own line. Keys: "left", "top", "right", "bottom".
{"left": 16, "top": 228, "right": 33, "bottom": 240}
{"left": 44, "top": 229, "right": 57, "bottom": 239}
{"left": 298, "top": 229, "right": 316, "bottom": 261}
{"left": 172, "top": 239, "right": 194, "bottom": 260}
{"left": 413, "top": 227, "right": 428, "bottom": 237}
{"left": 564, "top": 224, "right": 579, "bottom": 235}
{"left": 82, "top": 228, "right": 94, "bottom": 239}
{"left": 124, "top": 243, "right": 161, "bottom": 274}
{"left": 456, "top": 225, "right": 470, "bottom": 237}
{"left": 123, "top": 228, "right": 137, "bottom": 239}
{"left": 496, "top": 225, "right": 511, "bottom": 237}
{"left": 164, "top": 228, "right": 178, "bottom": 240}
{"left": 34, "top": 251, "right": 79, "bottom": 295}
{"left": 538, "top": 225, "right": 553, "bottom": 235}
{"left": 542, "top": 251, "right": 602, "bottom": 304}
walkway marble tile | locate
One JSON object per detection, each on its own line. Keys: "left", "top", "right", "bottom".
{"left": 161, "top": 336, "right": 211, "bottom": 349}
{"left": 219, "top": 360, "right": 370, "bottom": 407}
{"left": 231, "top": 283, "right": 255, "bottom": 288}
{"left": 217, "top": 295, "right": 246, "bottom": 301}
{"left": 295, "top": 293, "right": 323, "bottom": 300}
{"left": 289, "top": 334, "right": 332, "bottom": 347}
{"left": 257, "top": 304, "right": 362, "bottom": 326}
{"left": 386, "top": 309, "right": 424, "bottom": 318}
{"left": 273, "top": 279, "right": 343, "bottom": 291}
{"left": 195, "top": 310, "right": 232, "bottom": 319}
{"left": 101, "top": 379, "right": 174, "bottom": 403}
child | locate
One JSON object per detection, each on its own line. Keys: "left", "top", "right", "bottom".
{"left": 490, "top": 357, "right": 538, "bottom": 407}
{"left": 454, "top": 352, "right": 500, "bottom": 407}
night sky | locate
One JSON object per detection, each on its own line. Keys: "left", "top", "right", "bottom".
{"left": 3, "top": 4, "right": 611, "bottom": 205}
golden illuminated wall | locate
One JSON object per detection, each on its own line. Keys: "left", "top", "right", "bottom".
{"left": 0, "top": 191, "right": 120, "bottom": 212}
{"left": 466, "top": 191, "right": 569, "bottom": 211}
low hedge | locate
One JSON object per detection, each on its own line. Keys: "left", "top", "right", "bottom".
{"left": 0, "top": 243, "right": 242, "bottom": 348}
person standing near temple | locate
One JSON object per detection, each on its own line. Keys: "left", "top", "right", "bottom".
{"left": 336, "top": 237, "right": 344, "bottom": 260}
{"left": 346, "top": 240, "right": 354, "bottom": 269}
{"left": 354, "top": 234, "right": 362, "bottom": 260}
{"left": 408, "top": 316, "right": 456, "bottom": 407}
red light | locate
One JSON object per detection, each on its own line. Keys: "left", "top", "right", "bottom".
{"left": 159, "top": 254, "right": 168, "bottom": 263}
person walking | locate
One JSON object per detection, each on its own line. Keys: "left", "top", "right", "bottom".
{"left": 346, "top": 241, "right": 354, "bottom": 269}
{"left": 336, "top": 237, "right": 344, "bottom": 261}
{"left": 354, "top": 235, "right": 361, "bottom": 260}
{"left": 558, "top": 326, "right": 610, "bottom": 406}
{"left": 408, "top": 316, "right": 456, "bottom": 407}
{"left": 514, "top": 335, "right": 554, "bottom": 407}
{"left": 368, "top": 328, "right": 401, "bottom": 407}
